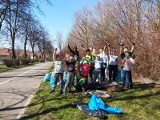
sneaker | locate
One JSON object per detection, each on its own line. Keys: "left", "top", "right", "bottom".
{"left": 129, "top": 86, "right": 133, "bottom": 89}
{"left": 63, "top": 90, "right": 66, "bottom": 95}
{"left": 123, "top": 87, "right": 129, "bottom": 90}
{"left": 59, "top": 90, "right": 63, "bottom": 95}
{"left": 82, "top": 88, "right": 86, "bottom": 93}
{"left": 49, "top": 88, "right": 55, "bottom": 93}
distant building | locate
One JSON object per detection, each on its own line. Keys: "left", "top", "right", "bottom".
{"left": 0, "top": 48, "right": 12, "bottom": 59}
{"left": 0, "top": 48, "right": 42, "bottom": 59}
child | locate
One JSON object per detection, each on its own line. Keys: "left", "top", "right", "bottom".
{"left": 82, "top": 49, "right": 93, "bottom": 81}
{"left": 63, "top": 55, "right": 76, "bottom": 95}
{"left": 92, "top": 56, "right": 104, "bottom": 85}
{"left": 82, "top": 49, "right": 92, "bottom": 64}
{"left": 50, "top": 48, "right": 64, "bottom": 94}
{"left": 80, "top": 61, "right": 91, "bottom": 93}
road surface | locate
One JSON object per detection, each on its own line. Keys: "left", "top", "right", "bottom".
{"left": 0, "top": 62, "right": 53, "bottom": 120}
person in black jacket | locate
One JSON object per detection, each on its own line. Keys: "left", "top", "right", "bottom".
{"left": 68, "top": 43, "right": 79, "bottom": 61}
{"left": 63, "top": 55, "right": 76, "bottom": 95}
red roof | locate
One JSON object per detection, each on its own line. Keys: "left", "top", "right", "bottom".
{"left": 0, "top": 48, "right": 42, "bottom": 58}
{"left": 0, "top": 48, "right": 11, "bottom": 56}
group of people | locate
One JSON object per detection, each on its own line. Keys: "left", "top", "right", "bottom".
{"left": 51, "top": 42, "right": 135, "bottom": 95}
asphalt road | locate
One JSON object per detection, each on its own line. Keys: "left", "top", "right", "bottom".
{"left": 0, "top": 62, "right": 53, "bottom": 120}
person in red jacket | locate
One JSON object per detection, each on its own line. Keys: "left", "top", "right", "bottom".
{"left": 79, "top": 61, "right": 91, "bottom": 93}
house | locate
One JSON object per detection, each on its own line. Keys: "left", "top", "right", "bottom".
{"left": 0, "top": 48, "right": 11, "bottom": 59}
{"left": 0, "top": 48, "right": 45, "bottom": 60}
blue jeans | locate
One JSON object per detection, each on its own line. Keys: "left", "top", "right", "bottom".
{"left": 94, "top": 70, "right": 101, "bottom": 84}
{"left": 54, "top": 73, "right": 63, "bottom": 92}
{"left": 64, "top": 72, "right": 74, "bottom": 92}
{"left": 108, "top": 65, "right": 118, "bottom": 81}
{"left": 121, "top": 70, "right": 133, "bottom": 88}
{"left": 82, "top": 77, "right": 88, "bottom": 92}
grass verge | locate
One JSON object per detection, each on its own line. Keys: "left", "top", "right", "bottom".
{"left": 0, "top": 64, "right": 14, "bottom": 72}
{"left": 21, "top": 66, "right": 160, "bottom": 120}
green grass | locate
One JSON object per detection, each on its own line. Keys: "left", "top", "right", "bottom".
{"left": 0, "top": 64, "right": 14, "bottom": 72}
{"left": 21, "top": 66, "right": 160, "bottom": 120}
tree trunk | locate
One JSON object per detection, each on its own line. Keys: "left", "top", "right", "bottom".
{"left": 24, "top": 33, "right": 28, "bottom": 58}
{"left": 11, "top": 33, "right": 16, "bottom": 59}
{"left": 31, "top": 45, "right": 34, "bottom": 60}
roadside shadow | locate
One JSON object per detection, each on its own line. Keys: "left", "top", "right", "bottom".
{"left": 19, "top": 103, "right": 72, "bottom": 120}
{"left": 133, "top": 82, "right": 158, "bottom": 90}
{"left": 106, "top": 82, "right": 160, "bottom": 102}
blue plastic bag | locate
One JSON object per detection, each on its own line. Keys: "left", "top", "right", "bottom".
{"left": 43, "top": 73, "right": 51, "bottom": 82}
{"left": 63, "top": 71, "right": 67, "bottom": 83}
{"left": 88, "top": 94, "right": 123, "bottom": 114}
{"left": 88, "top": 94, "right": 105, "bottom": 111}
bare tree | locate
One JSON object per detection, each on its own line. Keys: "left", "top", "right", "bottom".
{"left": 54, "top": 31, "right": 64, "bottom": 53}
{"left": 4, "top": 0, "right": 31, "bottom": 59}
{"left": 70, "top": 7, "right": 94, "bottom": 49}
{"left": 0, "top": 0, "right": 9, "bottom": 31}
{"left": 37, "top": 26, "right": 51, "bottom": 60}
{"left": 28, "top": 19, "right": 40, "bottom": 60}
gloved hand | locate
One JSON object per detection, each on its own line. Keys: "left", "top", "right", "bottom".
{"left": 132, "top": 54, "right": 136, "bottom": 59}
{"left": 132, "top": 42, "right": 135, "bottom": 46}
{"left": 120, "top": 43, "right": 124, "bottom": 46}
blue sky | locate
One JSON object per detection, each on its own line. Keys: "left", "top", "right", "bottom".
{"left": 36, "top": 0, "right": 99, "bottom": 41}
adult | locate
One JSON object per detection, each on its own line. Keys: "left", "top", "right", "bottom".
{"left": 98, "top": 45, "right": 108, "bottom": 82}
{"left": 63, "top": 55, "right": 76, "bottom": 95}
{"left": 108, "top": 44, "right": 118, "bottom": 82}
{"left": 68, "top": 43, "right": 79, "bottom": 61}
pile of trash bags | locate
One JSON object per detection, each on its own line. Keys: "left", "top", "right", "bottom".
{"left": 43, "top": 72, "right": 67, "bottom": 88}
{"left": 77, "top": 94, "right": 123, "bottom": 119}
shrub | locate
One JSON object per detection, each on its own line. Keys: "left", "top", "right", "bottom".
{"left": 13, "top": 59, "right": 20, "bottom": 66}
{"left": 20, "top": 58, "right": 30, "bottom": 65}
{"left": 39, "top": 59, "right": 45, "bottom": 62}
{"left": 3, "top": 59, "right": 13, "bottom": 67}
{"left": 30, "top": 59, "right": 36, "bottom": 63}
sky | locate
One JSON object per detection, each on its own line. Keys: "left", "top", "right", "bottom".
{"left": 36, "top": 0, "right": 99, "bottom": 42}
